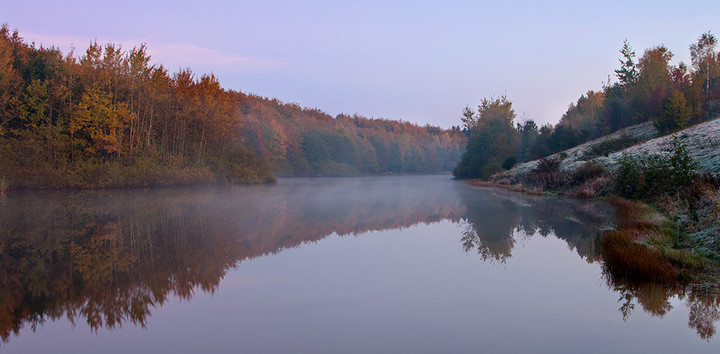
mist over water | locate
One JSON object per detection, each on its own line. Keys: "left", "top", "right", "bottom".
{"left": 1, "top": 176, "right": 718, "bottom": 353}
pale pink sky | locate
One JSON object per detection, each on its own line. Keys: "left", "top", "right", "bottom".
{"left": 2, "top": 0, "right": 718, "bottom": 127}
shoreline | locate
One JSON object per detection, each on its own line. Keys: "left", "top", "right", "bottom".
{"left": 467, "top": 179, "right": 553, "bottom": 196}
{"left": 0, "top": 172, "right": 459, "bottom": 194}
{"left": 464, "top": 178, "right": 720, "bottom": 285}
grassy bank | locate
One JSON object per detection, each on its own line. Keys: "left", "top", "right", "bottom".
{"left": 600, "top": 199, "right": 711, "bottom": 283}
{"left": 482, "top": 133, "right": 720, "bottom": 283}
{"left": 475, "top": 175, "right": 719, "bottom": 283}
{"left": 0, "top": 143, "right": 276, "bottom": 191}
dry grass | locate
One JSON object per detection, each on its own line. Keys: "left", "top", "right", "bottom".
{"left": 601, "top": 199, "right": 677, "bottom": 282}
{"left": 601, "top": 198, "right": 710, "bottom": 283}
{"left": 612, "top": 199, "right": 663, "bottom": 231}
{"left": 573, "top": 183, "right": 596, "bottom": 198}
{"left": 601, "top": 229, "right": 676, "bottom": 282}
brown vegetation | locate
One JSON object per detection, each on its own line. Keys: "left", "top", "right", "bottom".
{"left": 600, "top": 199, "right": 677, "bottom": 283}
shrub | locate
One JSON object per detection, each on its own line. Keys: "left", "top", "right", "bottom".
{"left": 501, "top": 156, "right": 517, "bottom": 170}
{"left": 667, "top": 135, "right": 697, "bottom": 190}
{"left": 534, "top": 156, "right": 561, "bottom": 174}
{"left": 582, "top": 134, "right": 641, "bottom": 160}
{"left": 614, "top": 135, "right": 697, "bottom": 199}
{"left": 571, "top": 161, "right": 606, "bottom": 186}
{"left": 522, "top": 156, "right": 568, "bottom": 189}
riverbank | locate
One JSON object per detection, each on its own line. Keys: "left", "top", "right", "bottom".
{"left": 469, "top": 177, "right": 720, "bottom": 284}
{"left": 0, "top": 154, "right": 277, "bottom": 192}
{"left": 601, "top": 198, "right": 718, "bottom": 283}
{"left": 474, "top": 118, "right": 720, "bottom": 283}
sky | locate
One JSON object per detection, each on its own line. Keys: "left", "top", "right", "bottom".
{"left": 2, "top": 0, "right": 720, "bottom": 128}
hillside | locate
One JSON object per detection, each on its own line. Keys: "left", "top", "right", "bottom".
{"left": 495, "top": 117, "right": 720, "bottom": 182}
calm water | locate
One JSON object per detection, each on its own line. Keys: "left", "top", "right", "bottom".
{"left": 1, "top": 175, "right": 718, "bottom": 353}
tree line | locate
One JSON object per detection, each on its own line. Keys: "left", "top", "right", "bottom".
{"left": 236, "top": 95, "right": 465, "bottom": 176}
{"left": 455, "top": 32, "right": 720, "bottom": 179}
{"left": 0, "top": 25, "right": 465, "bottom": 190}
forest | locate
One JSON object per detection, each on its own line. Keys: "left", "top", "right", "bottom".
{"left": 454, "top": 33, "right": 720, "bottom": 179}
{"left": 0, "top": 25, "right": 465, "bottom": 190}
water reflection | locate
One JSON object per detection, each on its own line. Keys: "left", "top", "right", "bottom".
{"left": 607, "top": 277, "right": 720, "bottom": 341}
{"left": 0, "top": 176, "right": 465, "bottom": 343}
{"left": 457, "top": 183, "right": 720, "bottom": 341}
{"left": 0, "top": 176, "right": 718, "bottom": 344}
{"left": 455, "top": 184, "right": 612, "bottom": 262}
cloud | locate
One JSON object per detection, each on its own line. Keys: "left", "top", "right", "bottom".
{"left": 147, "top": 42, "right": 284, "bottom": 72}
{"left": 20, "top": 33, "right": 285, "bottom": 72}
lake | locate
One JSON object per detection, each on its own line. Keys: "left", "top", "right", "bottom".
{"left": 1, "top": 175, "right": 718, "bottom": 353}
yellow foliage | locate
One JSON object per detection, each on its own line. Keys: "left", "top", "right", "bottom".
{"left": 70, "top": 86, "right": 135, "bottom": 157}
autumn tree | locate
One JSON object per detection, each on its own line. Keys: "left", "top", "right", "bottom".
{"left": 560, "top": 90, "right": 605, "bottom": 136}
{"left": 70, "top": 86, "right": 133, "bottom": 158}
{"left": 0, "top": 26, "right": 465, "bottom": 189}
{"left": 0, "top": 25, "right": 23, "bottom": 136}
{"left": 632, "top": 45, "right": 674, "bottom": 122}
{"left": 689, "top": 32, "right": 718, "bottom": 100}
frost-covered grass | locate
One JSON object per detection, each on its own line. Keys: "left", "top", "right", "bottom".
{"left": 602, "top": 118, "right": 720, "bottom": 174}
{"left": 660, "top": 186, "right": 720, "bottom": 261}
{"left": 498, "top": 117, "right": 720, "bottom": 181}
{"left": 498, "top": 121, "right": 659, "bottom": 178}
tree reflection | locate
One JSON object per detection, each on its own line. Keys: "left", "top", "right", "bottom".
{"left": 455, "top": 184, "right": 612, "bottom": 263}
{"left": 689, "top": 295, "right": 720, "bottom": 340}
{"left": 455, "top": 183, "right": 720, "bottom": 340}
{"left": 604, "top": 275, "right": 720, "bottom": 341}
{"left": 1, "top": 177, "right": 719, "bottom": 344}
{"left": 0, "top": 176, "right": 465, "bottom": 344}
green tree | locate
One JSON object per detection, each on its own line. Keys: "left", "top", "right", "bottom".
{"left": 615, "top": 40, "right": 638, "bottom": 87}
{"left": 666, "top": 135, "right": 697, "bottom": 191}
{"left": 517, "top": 120, "right": 538, "bottom": 161}
{"left": 461, "top": 106, "right": 476, "bottom": 132}
{"left": 454, "top": 96, "right": 518, "bottom": 179}
{"left": 19, "top": 79, "right": 49, "bottom": 129}
{"left": 655, "top": 91, "right": 691, "bottom": 134}
{"left": 599, "top": 83, "right": 633, "bottom": 134}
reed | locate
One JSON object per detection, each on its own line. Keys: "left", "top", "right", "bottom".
{"left": 600, "top": 199, "right": 676, "bottom": 282}
{"left": 601, "top": 229, "right": 675, "bottom": 282}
